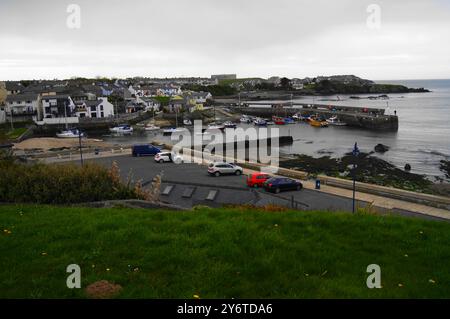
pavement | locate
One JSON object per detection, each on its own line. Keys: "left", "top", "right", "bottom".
{"left": 46, "top": 151, "right": 450, "bottom": 222}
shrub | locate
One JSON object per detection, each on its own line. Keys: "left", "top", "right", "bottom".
{"left": 0, "top": 159, "right": 145, "bottom": 204}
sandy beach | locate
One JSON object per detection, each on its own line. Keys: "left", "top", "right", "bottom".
{"left": 13, "top": 137, "right": 113, "bottom": 151}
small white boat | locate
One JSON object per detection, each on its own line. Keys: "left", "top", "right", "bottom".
{"left": 56, "top": 129, "right": 84, "bottom": 138}
{"left": 144, "top": 124, "right": 160, "bottom": 131}
{"left": 292, "top": 113, "right": 301, "bottom": 120}
{"left": 183, "top": 119, "right": 193, "bottom": 126}
{"left": 207, "top": 122, "right": 225, "bottom": 130}
{"left": 240, "top": 116, "right": 252, "bottom": 123}
{"left": 326, "top": 116, "right": 347, "bottom": 126}
{"left": 223, "top": 121, "right": 237, "bottom": 128}
{"left": 253, "top": 118, "right": 267, "bottom": 126}
{"left": 110, "top": 124, "right": 133, "bottom": 134}
{"left": 162, "top": 127, "right": 185, "bottom": 135}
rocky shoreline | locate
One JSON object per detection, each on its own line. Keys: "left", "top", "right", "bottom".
{"left": 280, "top": 152, "right": 450, "bottom": 196}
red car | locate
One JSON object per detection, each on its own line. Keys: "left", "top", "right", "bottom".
{"left": 247, "top": 173, "right": 271, "bottom": 188}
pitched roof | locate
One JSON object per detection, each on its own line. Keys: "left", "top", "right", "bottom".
{"left": 6, "top": 93, "right": 39, "bottom": 102}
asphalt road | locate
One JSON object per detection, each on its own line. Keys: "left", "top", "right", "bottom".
{"left": 88, "top": 155, "right": 368, "bottom": 212}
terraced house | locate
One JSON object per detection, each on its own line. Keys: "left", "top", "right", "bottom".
{"left": 5, "top": 93, "right": 40, "bottom": 120}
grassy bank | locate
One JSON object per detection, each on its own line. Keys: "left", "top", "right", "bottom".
{"left": 1, "top": 205, "right": 450, "bottom": 298}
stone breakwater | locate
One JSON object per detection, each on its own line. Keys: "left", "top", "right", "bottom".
{"left": 230, "top": 105, "right": 399, "bottom": 131}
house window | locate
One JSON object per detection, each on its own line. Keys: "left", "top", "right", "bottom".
{"left": 91, "top": 113, "right": 97, "bottom": 118}
{"left": 100, "top": 105, "right": 104, "bottom": 111}
{"left": 101, "top": 112, "right": 104, "bottom": 117}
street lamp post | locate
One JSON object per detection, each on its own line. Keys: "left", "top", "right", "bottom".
{"left": 78, "top": 128, "right": 84, "bottom": 166}
{"left": 352, "top": 142, "right": 360, "bottom": 213}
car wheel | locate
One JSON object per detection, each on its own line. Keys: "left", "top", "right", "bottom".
{"left": 159, "top": 159, "right": 163, "bottom": 163}
{"left": 136, "top": 153, "right": 140, "bottom": 157}
{"left": 235, "top": 170, "right": 242, "bottom": 176}
{"left": 275, "top": 187, "right": 280, "bottom": 194}
{"left": 296, "top": 185, "right": 302, "bottom": 191}
{"left": 215, "top": 172, "right": 220, "bottom": 177}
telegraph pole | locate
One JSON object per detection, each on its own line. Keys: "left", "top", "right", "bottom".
{"left": 352, "top": 142, "right": 360, "bottom": 213}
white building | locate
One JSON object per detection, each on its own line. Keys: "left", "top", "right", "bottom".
{"left": 136, "top": 96, "right": 161, "bottom": 111}
{"left": 76, "top": 97, "right": 114, "bottom": 118}
{"left": 5, "top": 93, "right": 40, "bottom": 116}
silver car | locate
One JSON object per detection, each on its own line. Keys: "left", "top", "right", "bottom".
{"left": 208, "top": 162, "right": 243, "bottom": 176}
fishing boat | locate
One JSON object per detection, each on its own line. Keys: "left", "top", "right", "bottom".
{"left": 326, "top": 116, "right": 347, "bottom": 126}
{"left": 292, "top": 113, "right": 302, "bottom": 120}
{"left": 56, "top": 129, "right": 84, "bottom": 138}
{"left": 223, "top": 121, "right": 237, "bottom": 129}
{"left": 253, "top": 118, "right": 267, "bottom": 126}
{"left": 144, "top": 123, "right": 160, "bottom": 131}
{"left": 110, "top": 124, "right": 133, "bottom": 134}
{"left": 308, "top": 117, "right": 328, "bottom": 127}
{"left": 183, "top": 119, "right": 193, "bottom": 126}
{"left": 207, "top": 122, "right": 225, "bottom": 130}
{"left": 272, "top": 116, "right": 285, "bottom": 125}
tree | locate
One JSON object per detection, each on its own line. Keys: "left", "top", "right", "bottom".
{"left": 280, "top": 77, "right": 292, "bottom": 90}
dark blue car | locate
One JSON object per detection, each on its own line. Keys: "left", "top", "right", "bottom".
{"left": 263, "top": 177, "right": 303, "bottom": 194}
{"left": 132, "top": 144, "right": 160, "bottom": 157}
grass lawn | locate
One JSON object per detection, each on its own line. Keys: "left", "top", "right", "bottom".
{"left": 0, "top": 127, "right": 28, "bottom": 141}
{"left": 1, "top": 205, "right": 450, "bottom": 298}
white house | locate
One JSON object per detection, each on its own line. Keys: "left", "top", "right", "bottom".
{"left": 137, "top": 96, "right": 161, "bottom": 111}
{"left": 76, "top": 97, "right": 114, "bottom": 118}
{"left": 5, "top": 93, "right": 40, "bottom": 116}
{"left": 190, "top": 91, "right": 212, "bottom": 104}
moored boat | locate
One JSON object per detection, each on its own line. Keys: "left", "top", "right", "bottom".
{"left": 253, "top": 118, "right": 267, "bottom": 126}
{"left": 326, "top": 116, "right": 347, "bottom": 126}
{"left": 162, "top": 127, "right": 185, "bottom": 135}
{"left": 223, "top": 121, "right": 237, "bottom": 128}
{"left": 144, "top": 124, "right": 160, "bottom": 131}
{"left": 207, "top": 122, "right": 225, "bottom": 130}
{"left": 284, "top": 117, "right": 295, "bottom": 124}
{"left": 110, "top": 124, "right": 133, "bottom": 134}
{"left": 272, "top": 116, "right": 285, "bottom": 125}
{"left": 183, "top": 119, "right": 193, "bottom": 126}
{"left": 240, "top": 116, "right": 252, "bottom": 123}
{"left": 56, "top": 129, "right": 84, "bottom": 138}
{"left": 308, "top": 117, "right": 328, "bottom": 127}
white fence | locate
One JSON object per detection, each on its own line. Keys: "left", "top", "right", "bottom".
{"left": 34, "top": 117, "right": 80, "bottom": 126}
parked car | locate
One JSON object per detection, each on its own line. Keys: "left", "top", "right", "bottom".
{"left": 208, "top": 162, "right": 243, "bottom": 177}
{"left": 247, "top": 173, "right": 271, "bottom": 188}
{"left": 263, "top": 177, "right": 303, "bottom": 193}
{"left": 154, "top": 151, "right": 183, "bottom": 164}
{"left": 131, "top": 144, "right": 160, "bottom": 157}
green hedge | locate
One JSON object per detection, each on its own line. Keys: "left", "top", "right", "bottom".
{"left": 0, "top": 159, "right": 141, "bottom": 204}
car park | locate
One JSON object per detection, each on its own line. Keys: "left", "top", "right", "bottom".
{"left": 155, "top": 151, "right": 183, "bottom": 164}
{"left": 132, "top": 144, "right": 160, "bottom": 157}
{"left": 263, "top": 177, "right": 303, "bottom": 193}
{"left": 208, "top": 162, "right": 243, "bottom": 177}
{"left": 247, "top": 172, "right": 271, "bottom": 188}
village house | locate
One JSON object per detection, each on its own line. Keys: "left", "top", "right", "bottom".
{"left": 41, "top": 94, "right": 76, "bottom": 119}
{"left": 136, "top": 96, "right": 161, "bottom": 111}
{"left": 5, "top": 81, "right": 23, "bottom": 95}
{"left": 5, "top": 93, "right": 40, "bottom": 118}
{"left": 75, "top": 97, "right": 115, "bottom": 118}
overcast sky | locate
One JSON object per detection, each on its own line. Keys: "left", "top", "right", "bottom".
{"left": 1, "top": 0, "right": 450, "bottom": 80}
